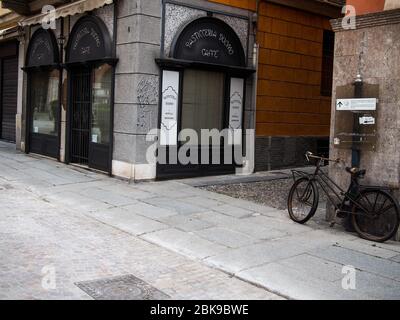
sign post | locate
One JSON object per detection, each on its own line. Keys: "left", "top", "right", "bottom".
{"left": 333, "top": 89, "right": 378, "bottom": 157}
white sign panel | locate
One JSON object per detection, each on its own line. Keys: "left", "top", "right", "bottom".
{"left": 359, "top": 116, "right": 375, "bottom": 125}
{"left": 160, "top": 70, "right": 180, "bottom": 146}
{"left": 229, "top": 78, "right": 244, "bottom": 145}
{"left": 336, "top": 98, "right": 377, "bottom": 111}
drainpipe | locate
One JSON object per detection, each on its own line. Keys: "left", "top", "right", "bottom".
{"left": 247, "top": 0, "right": 260, "bottom": 175}
{"left": 352, "top": 74, "right": 363, "bottom": 168}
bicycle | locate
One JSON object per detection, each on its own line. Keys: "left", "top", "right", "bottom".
{"left": 287, "top": 152, "right": 400, "bottom": 242}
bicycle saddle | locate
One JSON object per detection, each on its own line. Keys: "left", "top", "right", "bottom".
{"left": 346, "top": 167, "right": 366, "bottom": 177}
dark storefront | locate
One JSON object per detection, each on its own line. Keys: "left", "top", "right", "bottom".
{"left": 65, "top": 15, "right": 117, "bottom": 173}
{"left": 156, "top": 17, "right": 254, "bottom": 179}
{"left": 24, "top": 29, "right": 61, "bottom": 158}
{"left": 0, "top": 40, "right": 18, "bottom": 142}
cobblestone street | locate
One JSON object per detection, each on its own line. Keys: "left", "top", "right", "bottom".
{"left": 0, "top": 141, "right": 399, "bottom": 300}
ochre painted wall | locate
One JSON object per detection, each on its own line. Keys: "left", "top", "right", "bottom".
{"left": 256, "top": 2, "right": 332, "bottom": 137}
{"left": 346, "top": 0, "right": 385, "bottom": 15}
{"left": 209, "top": 0, "right": 332, "bottom": 137}
{"left": 208, "top": 0, "right": 257, "bottom": 11}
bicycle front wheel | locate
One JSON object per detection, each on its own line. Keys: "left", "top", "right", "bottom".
{"left": 352, "top": 189, "right": 400, "bottom": 242}
{"left": 288, "top": 178, "right": 319, "bottom": 224}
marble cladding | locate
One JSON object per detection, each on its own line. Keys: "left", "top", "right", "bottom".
{"left": 164, "top": 3, "right": 249, "bottom": 58}
{"left": 330, "top": 23, "right": 400, "bottom": 189}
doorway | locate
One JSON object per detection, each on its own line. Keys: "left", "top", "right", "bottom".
{"left": 0, "top": 56, "right": 18, "bottom": 142}
{"left": 70, "top": 67, "right": 91, "bottom": 166}
{"left": 68, "top": 64, "right": 113, "bottom": 172}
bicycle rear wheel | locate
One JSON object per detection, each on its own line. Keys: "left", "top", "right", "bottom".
{"left": 352, "top": 189, "right": 400, "bottom": 242}
{"left": 288, "top": 178, "right": 319, "bottom": 224}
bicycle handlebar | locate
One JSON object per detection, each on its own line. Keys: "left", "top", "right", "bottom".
{"left": 305, "top": 151, "right": 341, "bottom": 164}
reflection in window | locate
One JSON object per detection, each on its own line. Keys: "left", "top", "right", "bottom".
{"left": 182, "top": 69, "right": 224, "bottom": 145}
{"left": 92, "top": 64, "right": 112, "bottom": 145}
{"left": 31, "top": 70, "right": 59, "bottom": 136}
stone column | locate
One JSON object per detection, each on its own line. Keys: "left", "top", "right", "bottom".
{"left": 330, "top": 10, "right": 400, "bottom": 240}
{"left": 112, "top": 0, "right": 162, "bottom": 181}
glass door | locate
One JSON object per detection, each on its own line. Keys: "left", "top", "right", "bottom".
{"left": 70, "top": 64, "right": 112, "bottom": 172}
{"left": 70, "top": 67, "right": 91, "bottom": 166}
{"left": 88, "top": 64, "right": 112, "bottom": 172}
{"left": 29, "top": 69, "right": 60, "bottom": 158}
{"left": 157, "top": 68, "right": 236, "bottom": 179}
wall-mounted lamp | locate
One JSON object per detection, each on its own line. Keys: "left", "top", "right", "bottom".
{"left": 16, "top": 26, "right": 26, "bottom": 44}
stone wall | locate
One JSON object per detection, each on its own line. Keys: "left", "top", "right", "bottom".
{"left": 255, "top": 1, "right": 333, "bottom": 172}
{"left": 112, "top": 0, "right": 162, "bottom": 180}
{"left": 330, "top": 10, "right": 400, "bottom": 240}
{"left": 330, "top": 14, "right": 400, "bottom": 190}
{"left": 255, "top": 136, "right": 328, "bottom": 171}
{"left": 111, "top": 0, "right": 256, "bottom": 180}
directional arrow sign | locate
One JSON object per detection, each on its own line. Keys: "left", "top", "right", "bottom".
{"left": 336, "top": 98, "right": 377, "bottom": 111}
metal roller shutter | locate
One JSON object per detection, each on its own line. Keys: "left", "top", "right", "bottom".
{"left": 1, "top": 57, "right": 18, "bottom": 142}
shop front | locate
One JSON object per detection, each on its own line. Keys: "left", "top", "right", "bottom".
{"left": 156, "top": 16, "right": 255, "bottom": 179}
{"left": 24, "top": 29, "right": 60, "bottom": 158}
{"left": 0, "top": 40, "right": 18, "bottom": 143}
{"left": 64, "top": 15, "right": 117, "bottom": 173}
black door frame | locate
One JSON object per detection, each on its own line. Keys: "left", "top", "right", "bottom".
{"left": 25, "top": 67, "right": 62, "bottom": 159}
{"left": 64, "top": 14, "right": 117, "bottom": 175}
{"left": 69, "top": 66, "right": 92, "bottom": 166}
{"left": 156, "top": 63, "right": 250, "bottom": 180}
{"left": 24, "top": 28, "right": 61, "bottom": 159}
{"left": 65, "top": 60, "right": 117, "bottom": 175}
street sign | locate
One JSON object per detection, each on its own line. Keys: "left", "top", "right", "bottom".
{"left": 336, "top": 98, "right": 377, "bottom": 111}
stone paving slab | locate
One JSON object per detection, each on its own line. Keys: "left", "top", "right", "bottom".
{"left": 141, "top": 228, "right": 229, "bottom": 260}
{"left": 158, "top": 215, "right": 214, "bottom": 232}
{"left": 0, "top": 141, "right": 399, "bottom": 300}
{"left": 237, "top": 261, "right": 361, "bottom": 300}
{"left": 195, "top": 227, "right": 259, "bottom": 249}
{"left": 87, "top": 208, "right": 169, "bottom": 236}
{"left": 122, "top": 201, "right": 177, "bottom": 219}
{"left": 142, "top": 197, "right": 209, "bottom": 215}
{"left": 213, "top": 204, "right": 256, "bottom": 218}
{"left": 309, "top": 245, "right": 400, "bottom": 281}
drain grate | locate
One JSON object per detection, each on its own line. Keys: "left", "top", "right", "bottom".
{"left": 75, "top": 275, "right": 170, "bottom": 300}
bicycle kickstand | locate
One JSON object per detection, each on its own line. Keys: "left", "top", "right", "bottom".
{"left": 330, "top": 210, "right": 339, "bottom": 228}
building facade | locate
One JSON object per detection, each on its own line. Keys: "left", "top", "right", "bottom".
{"left": 330, "top": 0, "right": 400, "bottom": 190}
{"left": 329, "top": 0, "right": 400, "bottom": 240}
{"left": 1, "top": 0, "right": 257, "bottom": 180}
{"left": 0, "top": 5, "right": 21, "bottom": 144}
{"left": 195, "top": 0, "right": 343, "bottom": 171}
{"left": 0, "top": 0, "right": 343, "bottom": 180}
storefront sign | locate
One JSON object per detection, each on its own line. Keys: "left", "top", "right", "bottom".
{"left": 160, "top": 71, "right": 179, "bottom": 146}
{"left": 336, "top": 98, "right": 377, "bottom": 111}
{"left": 229, "top": 78, "right": 244, "bottom": 145}
{"left": 66, "top": 16, "right": 111, "bottom": 63}
{"left": 26, "top": 29, "right": 59, "bottom": 67}
{"left": 172, "top": 17, "right": 245, "bottom": 67}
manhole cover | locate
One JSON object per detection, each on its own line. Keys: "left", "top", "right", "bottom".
{"left": 75, "top": 275, "right": 170, "bottom": 300}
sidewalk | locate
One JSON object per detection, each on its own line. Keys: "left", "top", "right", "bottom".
{"left": 0, "top": 141, "right": 399, "bottom": 300}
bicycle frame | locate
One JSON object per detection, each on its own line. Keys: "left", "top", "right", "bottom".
{"left": 292, "top": 159, "right": 372, "bottom": 216}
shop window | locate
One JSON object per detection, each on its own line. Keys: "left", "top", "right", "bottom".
{"left": 92, "top": 64, "right": 112, "bottom": 145}
{"left": 321, "top": 30, "right": 335, "bottom": 97}
{"left": 31, "top": 69, "right": 59, "bottom": 136}
{"left": 181, "top": 69, "right": 225, "bottom": 144}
